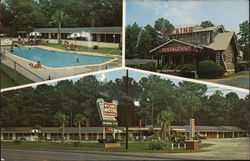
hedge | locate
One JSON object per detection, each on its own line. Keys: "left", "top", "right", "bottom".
{"left": 197, "top": 60, "right": 224, "bottom": 78}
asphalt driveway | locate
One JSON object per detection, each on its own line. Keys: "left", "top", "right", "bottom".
{"left": 212, "top": 77, "right": 249, "bottom": 89}
{"left": 165, "top": 137, "right": 250, "bottom": 160}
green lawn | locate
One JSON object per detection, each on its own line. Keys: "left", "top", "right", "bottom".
{"left": 1, "top": 142, "right": 212, "bottom": 153}
{"left": 0, "top": 71, "right": 17, "bottom": 88}
{"left": 226, "top": 71, "right": 249, "bottom": 78}
{"left": 0, "top": 64, "right": 33, "bottom": 89}
{"left": 44, "top": 43, "right": 122, "bottom": 55}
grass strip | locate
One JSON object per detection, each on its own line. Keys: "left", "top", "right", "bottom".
{"left": 1, "top": 142, "right": 212, "bottom": 153}
{"left": 44, "top": 43, "right": 122, "bottom": 55}
{"left": 0, "top": 63, "right": 33, "bottom": 89}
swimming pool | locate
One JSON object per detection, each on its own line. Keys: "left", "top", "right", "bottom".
{"left": 11, "top": 48, "right": 113, "bottom": 68}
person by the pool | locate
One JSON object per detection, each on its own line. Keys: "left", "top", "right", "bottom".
{"left": 74, "top": 44, "right": 78, "bottom": 51}
{"left": 29, "top": 61, "right": 42, "bottom": 69}
{"left": 76, "top": 58, "right": 80, "bottom": 62}
{"left": 10, "top": 45, "right": 14, "bottom": 52}
{"left": 65, "top": 42, "right": 70, "bottom": 51}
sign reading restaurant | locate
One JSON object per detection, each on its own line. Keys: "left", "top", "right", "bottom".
{"left": 161, "top": 46, "right": 193, "bottom": 53}
{"left": 163, "top": 27, "right": 193, "bottom": 36}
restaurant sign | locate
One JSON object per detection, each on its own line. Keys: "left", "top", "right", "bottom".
{"left": 161, "top": 46, "right": 193, "bottom": 53}
{"left": 163, "top": 27, "right": 193, "bottom": 36}
{"left": 96, "top": 98, "right": 118, "bottom": 127}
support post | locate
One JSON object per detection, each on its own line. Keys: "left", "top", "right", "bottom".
{"left": 47, "top": 133, "right": 51, "bottom": 140}
{"left": 12, "top": 133, "right": 16, "bottom": 140}
{"left": 14, "top": 62, "right": 17, "bottom": 83}
{"left": 103, "top": 127, "right": 106, "bottom": 139}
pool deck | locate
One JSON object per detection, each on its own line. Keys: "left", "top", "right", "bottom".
{"left": 1, "top": 45, "right": 122, "bottom": 82}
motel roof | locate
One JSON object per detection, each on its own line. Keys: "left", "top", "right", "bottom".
{"left": 1, "top": 127, "right": 103, "bottom": 133}
{"left": 171, "top": 125, "right": 244, "bottom": 132}
{"left": 33, "top": 27, "right": 122, "bottom": 34}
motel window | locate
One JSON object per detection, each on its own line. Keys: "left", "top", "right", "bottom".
{"left": 201, "top": 35, "right": 206, "bottom": 44}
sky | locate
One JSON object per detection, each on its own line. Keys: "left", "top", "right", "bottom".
{"left": 126, "top": 0, "right": 249, "bottom": 33}
{"left": 21, "top": 68, "right": 248, "bottom": 99}
{"left": 94, "top": 69, "right": 248, "bottom": 98}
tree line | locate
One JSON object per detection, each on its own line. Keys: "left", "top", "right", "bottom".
{"left": 0, "top": 0, "right": 122, "bottom": 36}
{"left": 125, "top": 18, "right": 249, "bottom": 61}
{"left": 1, "top": 74, "right": 249, "bottom": 130}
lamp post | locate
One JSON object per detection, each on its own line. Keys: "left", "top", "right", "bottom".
{"left": 125, "top": 69, "right": 129, "bottom": 150}
{"left": 147, "top": 98, "right": 154, "bottom": 127}
{"left": 134, "top": 101, "right": 141, "bottom": 141}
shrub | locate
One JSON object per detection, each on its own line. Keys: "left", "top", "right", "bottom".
{"left": 140, "top": 62, "right": 157, "bottom": 72}
{"left": 13, "top": 140, "right": 21, "bottom": 144}
{"left": 177, "top": 64, "right": 196, "bottom": 78}
{"left": 148, "top": 134, "right": 159, "bottom": 141}
{"left": 170, "top": 134, "right": 186, "bottom": 146}
{"left": 197, "top": 60, "right": 224, "bottom": 78}
{"left": 193, "top": 135, "right": 202, "bottom": 144}
{"left": 149, "top": 139, "right": 166, "bottom": 150}
{"left": 98, "top": 139, "right": 123, "bottom": 144}
{"left": 93, "top": 45, "right": 98, "bottom": 49}
{"left": 19, "top": 137, "right": 26, "bottom": 142}
{"left": 148, "top": 135, "right": 167, "bottom": 150}
{"left": 107, "top": 139, "right": 119, "bottom": 143}
{"left": 98, "top": 139, "right": 107, "bottom": 143}
{"left": 72, "top": 142, "right": 82, "bottom": 147}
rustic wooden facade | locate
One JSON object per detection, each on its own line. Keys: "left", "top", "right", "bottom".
{"left": 150, "top": 25, "right": 240, "bottom": 75}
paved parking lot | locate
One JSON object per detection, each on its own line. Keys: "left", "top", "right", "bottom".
{"left": 207, "top": 77, "right": 249, "bottom": 89}
{"left": 164, "top": 137, "right": 250, "bottom": 160}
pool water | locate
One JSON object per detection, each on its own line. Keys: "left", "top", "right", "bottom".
{"left": 12, "top": 48, "right": 112, "bottom": 68}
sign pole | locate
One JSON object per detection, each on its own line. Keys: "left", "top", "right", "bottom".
{"left": 125, "top": 69, "right": 129, "bottom": 149}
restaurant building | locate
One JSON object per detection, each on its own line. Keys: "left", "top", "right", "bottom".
{"left": 1, "top": 125, "right": 247, "bottom": 141}
{"left": 149, "top": 25, "right": 240, "bottom": 75}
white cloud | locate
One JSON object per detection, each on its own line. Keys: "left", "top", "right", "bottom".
{"left": 181, "top": 1, "right": 201, "bottom": 9}
{"left": 158, "top": 7, "right": 196, "bottom": 27}
{"left": 100, "top": 73, "right": 106, "bottom": 82}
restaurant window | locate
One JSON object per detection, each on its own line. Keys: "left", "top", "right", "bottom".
{"left": 201, "top": 35, "right": 206, "bottom": 44}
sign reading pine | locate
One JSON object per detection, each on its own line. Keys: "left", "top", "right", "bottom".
{"left": 163, "top": 27, "right": 193, "bottom": 36}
